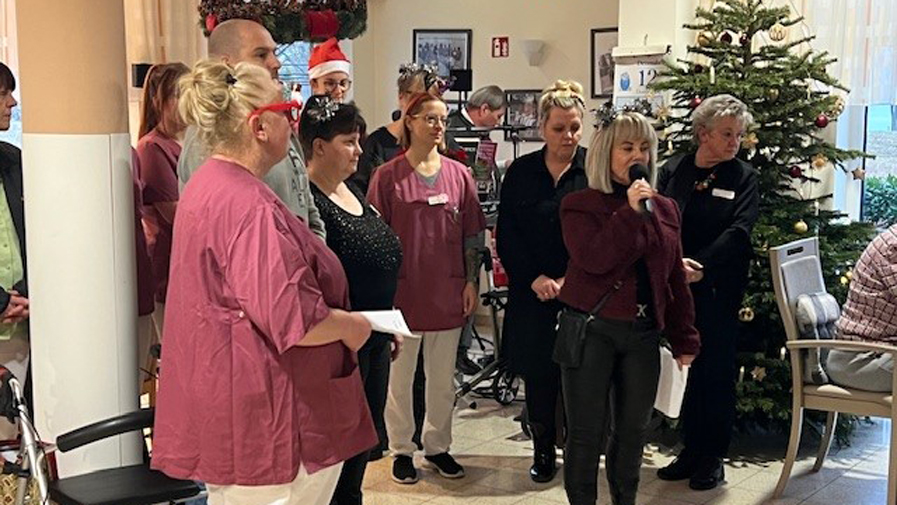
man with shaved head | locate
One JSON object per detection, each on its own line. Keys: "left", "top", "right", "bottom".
{"left": 177, "top": 19, "right": 325, "bottom": 239}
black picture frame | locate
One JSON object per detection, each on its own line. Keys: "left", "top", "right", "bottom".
{"left": 591, "top": 27, "right": 618, "bottom": 99}
{"left": 504, "top": 89, "right": 542, "bottom": 142}
{"left": 412, "top": 29, "right": 473, "bottom": 79}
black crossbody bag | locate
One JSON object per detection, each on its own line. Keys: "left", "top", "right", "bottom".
{"left": 552, "top": 280, "right": 623, "bottom": 368}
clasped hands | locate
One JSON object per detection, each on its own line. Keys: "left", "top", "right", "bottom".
{"left": 1, "top": 290, "right": 28, "bottom": 324}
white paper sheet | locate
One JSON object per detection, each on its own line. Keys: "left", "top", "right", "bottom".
{"left": 358, "top": 310, "right": 418, "bottom": 338}
{"left": 654, "top": 346, "right": 690, "bottom": 418}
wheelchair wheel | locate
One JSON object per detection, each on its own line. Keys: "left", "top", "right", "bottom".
{"left": 492, "top": 370, "right": 519, "bottom": 405}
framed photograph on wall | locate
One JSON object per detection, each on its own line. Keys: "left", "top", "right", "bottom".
{"left": 504, "top": 89, "right": 542, "bottom": 142}
{"left": 413, "top": 29, "right": 472, "bottom": 78}
{"left": 591, "top": 27, "right": 618, "bottom": 98}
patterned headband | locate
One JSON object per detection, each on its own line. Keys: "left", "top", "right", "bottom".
{"left": 592, "top": 98, "right": 655, "bottom": 129}
{"left": 305, "top": 95, "right": 340, "bottom": 124}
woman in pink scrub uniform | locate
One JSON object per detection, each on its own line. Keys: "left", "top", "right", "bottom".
{"left": 151, "top": 60, "right": 376, "bottom": 505}
{"left": 368, "top": 92, "right": 486, "bottom": 485}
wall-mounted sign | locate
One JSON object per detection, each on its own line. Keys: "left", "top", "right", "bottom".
{"left": 492, "top": 37, "right": 509, "bottom": 58}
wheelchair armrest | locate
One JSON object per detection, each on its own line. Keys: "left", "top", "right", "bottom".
{"left": 786, "top": 339, "right": 897, "bottom": 356}
{"left": 56, "top": 408, "right": 154, "bottom": 453}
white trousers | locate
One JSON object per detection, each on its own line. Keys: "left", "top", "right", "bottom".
{"left": 207, "top": 463, "right": 343, "bottom": 505}
{"left": 385, "top": 327, "right": 462, "bottom": 456}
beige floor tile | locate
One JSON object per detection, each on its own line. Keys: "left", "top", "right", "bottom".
{"left": 801, "top": 473, "right": 888, "bottom": 504}
{"left": 702, "top": 487, "right": 792, "bottom": 505}
{"left": 639, "top": 477, "right": 724, "bottom": 504}
{"left": 426, "top": 484, "right": 528, "bottom": 504}
{"left": 734, "top": 465, "right": 841, "bottom": 501}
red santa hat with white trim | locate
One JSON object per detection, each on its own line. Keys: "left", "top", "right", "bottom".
{"left": 308, "top": 38, "right": 351, "bottom": 80}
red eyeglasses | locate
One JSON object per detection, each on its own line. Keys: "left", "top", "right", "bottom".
{"left": 249, "top": 101, "right": 301, "bottom": 124}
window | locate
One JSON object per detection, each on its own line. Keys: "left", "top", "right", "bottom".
{"left": 0, "top": 99, "right": 21, "bottom": 148}
{"left": 277, "top": 41, "right": 311, "bottom": 103}
{"left": 859, "top": 105, "right": 897, "bottom": 227}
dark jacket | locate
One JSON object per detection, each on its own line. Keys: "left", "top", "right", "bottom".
{"left": 558, "top": 189, "right": 699, "bottom": 357}
{"left": 496, "top": 147, "right": 588, "bottom": 375}
{"left": 0, "top": 142, "right": 26, "bottom": 313}
{"left": 657, "top": 153, "right": 758, "bottom": 296}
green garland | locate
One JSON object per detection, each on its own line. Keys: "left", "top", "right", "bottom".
{"left": 199, "top": 0, "right": 367, "bottom": 43}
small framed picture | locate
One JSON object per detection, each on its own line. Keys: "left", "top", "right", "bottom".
{"left": 591, "top": 27, "right": 619, "bottom": 98}
{"left": 504, "top": 89, "right": 542, "bottom": 142}
{"left": 413, "top": 29, "right": 472, "bottom": 78}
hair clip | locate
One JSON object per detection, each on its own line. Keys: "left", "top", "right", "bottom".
{"left": 399, "top": 62, "right": 446, "bottom": 90}
{"left": 306, "top": 96, "right": 340, "bottom": 123}
{"left": 591, "top": 98, "right": 655, "bottom": 128}
{"left": 225, "top": 74, "right": 237, "bottom": 86}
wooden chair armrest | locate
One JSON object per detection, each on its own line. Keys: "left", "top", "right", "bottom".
{"left": 786, "top": 339, "right": 897, "bottom": 355}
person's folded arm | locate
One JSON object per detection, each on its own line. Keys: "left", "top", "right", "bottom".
{"left": 496, "top": 167, "right": 541, "bottom": 288}
{"left": 665, "top": 230, "right": 701, "bottom": 358}
{"left": 693, "top": 169, "right": 759, "bottom": 272}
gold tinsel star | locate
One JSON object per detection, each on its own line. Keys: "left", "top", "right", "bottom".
{"left": 656, "top": 104, "right": 672, "bottom": 122}
{"left": 741, "top": 132, "right": 759, "bottom": 150}
{"left": 811, "top": 154, "right": 829, "bottom": 170}
{"left": 750, "top": 366, "right": 767, "bottom": 381}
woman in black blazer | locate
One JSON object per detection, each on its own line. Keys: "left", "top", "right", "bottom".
{"left": 656, "top": 94, "right": 759, "bottom": 491}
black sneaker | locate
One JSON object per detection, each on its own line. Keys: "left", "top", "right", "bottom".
{"left": 424, "top": 452, "right": 465, "bottom": 479}
{"left": 456, "top": 354, "right": 482, "bottom": 375}
{"left": 529, "top": 448, "right": 557, "bottom": 483}
{"left": 689, "top": 457, "right": 724, "bottom": 490}
{"left": 391, "top": 455, "right": 419, "bottom": 484}
{"left": 657, "top": 450, "right": 700, "bottom": 481}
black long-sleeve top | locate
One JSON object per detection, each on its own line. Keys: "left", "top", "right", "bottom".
{"left": 496, "top": 146, "right": 587, "bottom": 291}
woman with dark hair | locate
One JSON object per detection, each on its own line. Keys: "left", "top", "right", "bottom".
{"left": 368, "top": 92, "right": 485, "bottom": 485}
{"left": 135, "top": 62, "right": 189, "bottom": 341}
{"left": 302, "top": 95, "right": 404, "bottom": 505}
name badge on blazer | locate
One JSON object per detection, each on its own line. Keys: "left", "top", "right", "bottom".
{"left": 428, "top": 193, "right": 449, "bottom": 205}
{"left": 711, "top": 188, "right": 735, "bottom": 200}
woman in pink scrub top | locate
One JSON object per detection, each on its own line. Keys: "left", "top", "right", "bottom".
{"left": 367, "top": 92, "right": 486, "bottom": 484}
{"left": 151, "top": 61, "right": 375, "bottom": 505}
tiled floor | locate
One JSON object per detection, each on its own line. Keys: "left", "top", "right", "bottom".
{"left": 362, "top": 399, "right": 892, "bottom": 504}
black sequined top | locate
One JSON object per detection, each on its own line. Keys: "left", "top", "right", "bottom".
{"left": 311, "top": 182, "right": 403, "bottom": 313}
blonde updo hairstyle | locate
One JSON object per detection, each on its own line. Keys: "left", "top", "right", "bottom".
{"left": 585, "top": 112, "right": 658, "bottom": 193}
{"left": 538, "top": 80, "right": 586, "bottom": 128}
{"left": 178, "top": 60, "right": 280, "bottom": 154}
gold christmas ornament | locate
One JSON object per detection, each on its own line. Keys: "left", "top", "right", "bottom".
{"left": 767, "top": 88, "right": 780, "bottom": 101}
{"left": 751, "top": 366, "right": 767, "bottom": 381}
{"left": 846, "top": 270, "right": 853, "bottom": 280}
{"left": 826, "top": 96, "right": 846, "bottom": 119}
{"left": 656, "top": 104, "right": 672, "bottom": 122}
{"left": 738, "top": 307, "right": 755, "bottom": 323}
{"left": 811, "top": 154, "right": 829, "bottom": 170}
{"left": 840, "top": 276, "right": 849, "bottom": 286}
{"left": 768, "top": 23, "right": 787, "bottom": 42}
{"left": 697, "top": 30, "right": 714, "bottom": 47}
{"left": 851, "top": 167, "right": 866, "bottom": 180}
{"left": 741, "top": 132, "right": 759, "bottom": 150}
{"left": 794, "top": 220, "right": 809, "bottom": 234}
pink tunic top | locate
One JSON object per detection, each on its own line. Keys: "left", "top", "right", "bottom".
{"left": 136, "top": 129, "right": 181, "bottom": 303}
{"left": 152, "top": 158, "right": 376, "bottom": 486}
{"left": 367, "top": 155, "right": 486, "bottom": 331}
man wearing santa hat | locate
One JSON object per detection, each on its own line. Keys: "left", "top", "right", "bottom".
{"left": 308, "top": 38, "right": 352, "bottom": 103}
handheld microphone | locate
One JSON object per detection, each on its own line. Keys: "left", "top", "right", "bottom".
{"left": 628, "top": 164, "right": 654, "bottom": 214}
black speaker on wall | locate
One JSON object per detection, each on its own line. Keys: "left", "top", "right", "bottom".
{"left": 132, "top": 63, "right": 153, "bottom": 88}
{"left": 449, "top": 69, "right": 472, "bottom": 92}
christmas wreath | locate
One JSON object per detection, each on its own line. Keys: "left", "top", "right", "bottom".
{"left": 199, "top": 0, "right": 367, "bottom": 43}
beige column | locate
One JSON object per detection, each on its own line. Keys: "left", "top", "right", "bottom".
{"left": 16, "top": 0, "right": 141, "bottom": 477}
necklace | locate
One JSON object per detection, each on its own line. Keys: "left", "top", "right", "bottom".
{"left": 694, "top": 168, "right": 718, "bottom": 191}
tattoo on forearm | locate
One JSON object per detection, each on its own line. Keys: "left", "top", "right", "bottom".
{"left": 465, "top": 247, "right": 480, "bottom": 283}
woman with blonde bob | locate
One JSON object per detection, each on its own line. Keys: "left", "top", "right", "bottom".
{"left": 151, "top": 60, "right": 376, "bottom": 505}
{"left": 497, "top": 80, "right": 588, "bottom": 483}
{"left": 556, "top": 111, "right": 699, "bottom": 505}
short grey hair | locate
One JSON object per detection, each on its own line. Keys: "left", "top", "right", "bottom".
{"left": 692, "top": 94, "right": 754, "bottom": 143}
{"left": 585, "top": 112, "right": 658, "bottom": 193}
{"left": 467, "top": 85, "right": 507, "bottom": 110}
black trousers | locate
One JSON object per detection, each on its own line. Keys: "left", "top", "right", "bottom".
{"left": 331, "top": 333, "right": 392, "bottom": 505}
{"left": 681, "top": 286, "right": 739, "bottom": 459}
{"left": 562, "top": 318, "right": 660, "bottom": 505}
{"left": 523, "top": 362, "right": 561, "bottom": 454}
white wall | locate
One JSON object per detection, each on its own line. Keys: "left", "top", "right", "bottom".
{"left": 353, "top": 0, "right": 619, "bottom": 158}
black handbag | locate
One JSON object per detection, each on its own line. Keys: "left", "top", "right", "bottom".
{"left": 552, "top": 281, "right": 622, "bottom": 368}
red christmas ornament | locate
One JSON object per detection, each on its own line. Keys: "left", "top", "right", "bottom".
{"left": 789, "top": 166, "right": 803, "bottom": 178}
{"left": 740, "top": 33, "right": 751, "bottom": 46}
{"left": 689, "top": 96, "right": 703, "bottom": 109}
{"left": 305, "top": 9, "right": 340, "bottom": 40}
{"left": 814, "top": 114, "right": 830, "bottom": 128}
{"left": 205, "top": 14, "right": 218, "bottom": 33}
{"left": 720, "top": 31, "right": 733, "bottom": 44}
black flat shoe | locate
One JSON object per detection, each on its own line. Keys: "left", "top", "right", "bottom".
{"left": 689, "top": 457, "right": 724, "bottom": 490}
{"left": 529, "top": 449, "right": 557, "bottom": 483}
{"left": 657, "top": 450, "right": 700, "bottom": 481}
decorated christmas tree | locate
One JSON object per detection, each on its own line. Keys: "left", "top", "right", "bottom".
{"left": 199, "top": 0, "right": 367, "bottom": 43}
{"left": 649, "top": 0, "right": 874, "bottom": 435}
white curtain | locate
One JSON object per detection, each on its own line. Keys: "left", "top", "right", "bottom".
{"left": 123, "top": 0, "right": 207, "bottom": 67}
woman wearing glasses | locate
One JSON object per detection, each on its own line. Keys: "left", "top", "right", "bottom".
{"left": 308, "top": 38, "right": 353, "bottom": 103}
{"left": 367, "top": 92, "right": 486, "bottom": 485}
{"left": 656, "top": 94, "right": 758, "bottom": 491}
{"left": 152, "top": 61, "right": 376, "bottom": 505}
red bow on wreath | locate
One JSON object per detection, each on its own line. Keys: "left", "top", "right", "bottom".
{"left": 305, "top": 10, "right": 340, "bottom": 40}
